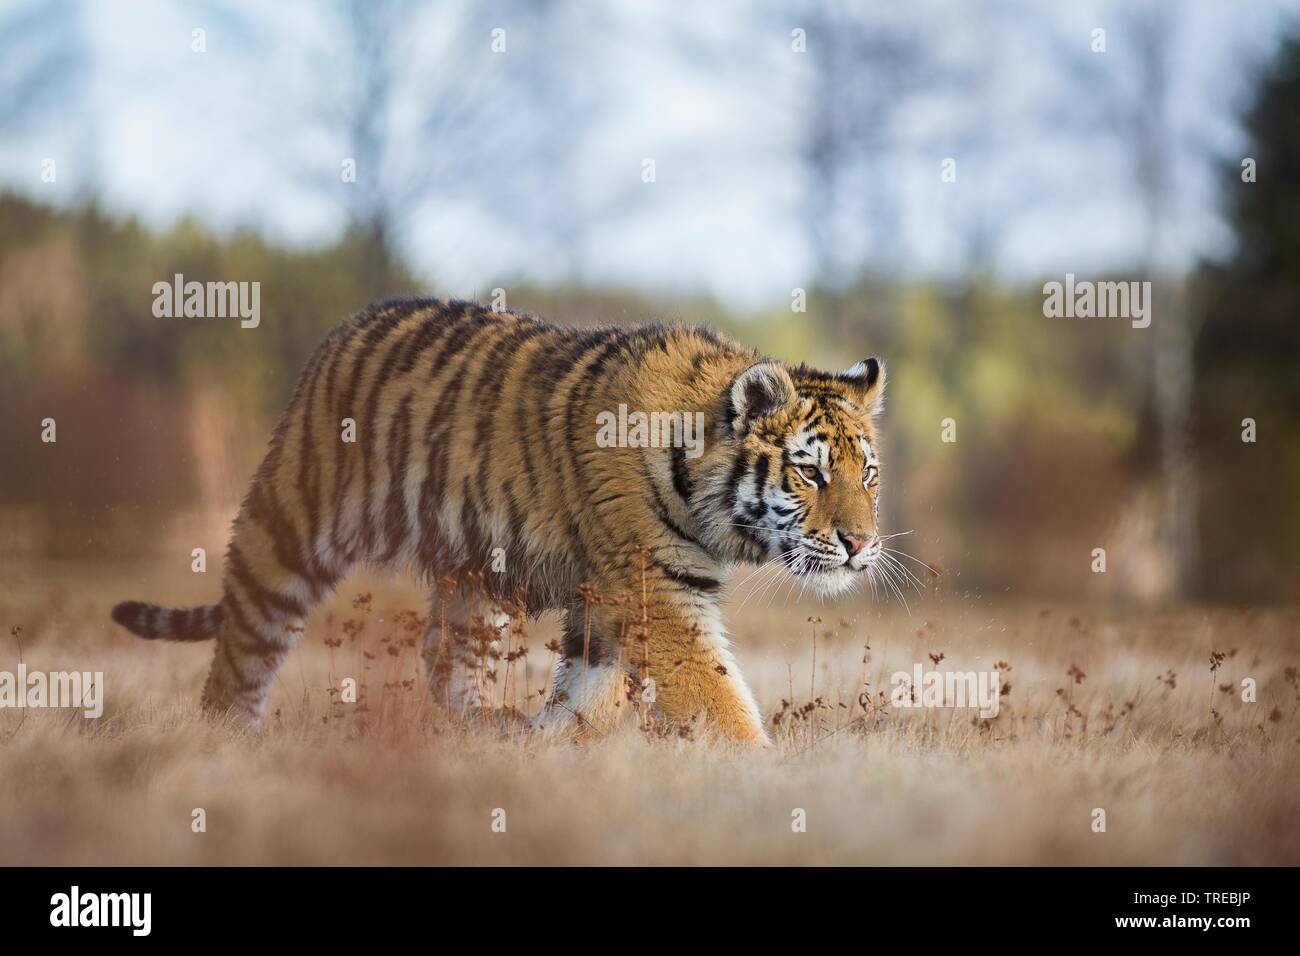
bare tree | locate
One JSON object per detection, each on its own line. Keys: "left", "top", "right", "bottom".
{"left": 784, "top": 0, "right": 1004, "bottom": 343}
{"left": 798, "top": 5, "right": 933, "bottom": 308}
{"left": 224, "top": 0, "right": 593, "bottom": 296}
{"left": 506, "top": 0, "right": 621, "bottom": 280}
{"left": 317, "top": 0, "right": 527, "bottom": 294}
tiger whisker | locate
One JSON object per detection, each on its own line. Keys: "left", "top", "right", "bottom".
{"left": 736, "top": 560, "right": 786, "bottom": 610}
{"left": 882, "top": 546, "right": 939, "bottom": 577}
{"left": 730, "top": 559, "right": 777, "bottom": 593}
{"left": 877, "top": 550, "right": 924, "bottom": 593}
{"left": 727, "top": 522, "right": 805, "bottom": 541}
{"left": 754, "top": 546, "right": 800, "bottom": 606}
{"left": 876, "top": 558, "right": 912, "bottom": 614}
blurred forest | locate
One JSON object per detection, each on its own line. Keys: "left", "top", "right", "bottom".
{"left": 0, "top": 1, "right": 1296, "bottom": 603}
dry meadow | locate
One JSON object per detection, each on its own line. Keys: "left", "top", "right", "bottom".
{"left": 1, "top": 558, "right": 1297, "bottom": 866}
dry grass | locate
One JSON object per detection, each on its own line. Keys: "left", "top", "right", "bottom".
{"left": 1, "top": 559, "right": 1298, "bottom": 865}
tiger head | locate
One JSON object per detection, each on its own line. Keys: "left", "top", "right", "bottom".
{"left": 717, "top": 357, "right": 886, "bottom": 597}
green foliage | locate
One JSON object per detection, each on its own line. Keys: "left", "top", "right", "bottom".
{"left": 1191, "top": 34, "right": 1300, "bottom": 600}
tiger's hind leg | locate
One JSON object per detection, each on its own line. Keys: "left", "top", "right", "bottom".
{"left": 533, "top": 607, "right": 633, "bottom": 737}
{"left": 202, "top": 503, "right": 343, "bottom": 728}
{"left": 420, "top": 592, "right": 507, "bottom": 717}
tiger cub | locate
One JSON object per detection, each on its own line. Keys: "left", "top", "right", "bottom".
{"left": 111, "top": 298, "right": 887, "bottom": 745}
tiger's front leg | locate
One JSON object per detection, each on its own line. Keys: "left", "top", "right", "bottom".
{"left": 632, "top": 597, "right": 770, "bottom": 747}
{"left": 542, "top": 583, "right": 769, "bottom": 747}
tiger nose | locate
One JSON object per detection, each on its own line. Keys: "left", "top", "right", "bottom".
{"left": 838, "top": 531, "right": 874, "bottom": 556}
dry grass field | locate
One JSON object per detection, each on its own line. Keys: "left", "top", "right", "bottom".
{"left": 1, "top": 558, "right": 1297, "bottom": 866}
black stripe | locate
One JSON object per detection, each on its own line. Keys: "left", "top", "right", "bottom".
{"left": 470, "top": 321, "right": 548, "bottom": 482}
{"left": 246, "top": 483, "right": 330, "bottom": 598}
{"left": 215, "top": 622, "right": 270, "bottom": 694}
{"left": 503, "top": 488, "right": 527, "bottom": 572}
{"left": 378, "top": 393, "right": 414, "bottom": 563}
{"left": 659, "top": 563, "right": 722, "bottom": 594}
{"left": 516, "top": 328, "right": 611, "bottom": 554}
{"left": 329, "top": 304, "right": 417, "bottom": 530}
{"left": 221, "top": 590, "right": 272, "bottom": 654}
{"left": 425, "top": 307, "right": 494, "bottom": 379}
{"left": 558, "top": 327, "right": 642, "bottom": 546}
{"left": 460, "top": 475, "right": 491, "bottom": 569}
{"left": 168, "top": 608, "right": 189, "bottom": 637}
{"left": 227, "top": 545, "right": 307, "bottom": 621}
{"left": 319, "top": 318, "right": 372, "bottom": 551}
{"left": 670, "top": 446, "right": 694, "bottom": 503}
{"left": 339, "top": 307, "right": 412, "bottom": 420}
{"left": 725, "top": 448, "right": 751, "bottom": 515}
{"left": 421, "top": 364, "right": 472, "bottom": 517}
{"left": 560, "top": 609, "right": 605, "bottom": 665}
{"left": 520, "top": 327, "right": 617, "bottom": 559}
{"left": 645, "top": 463, "right": 703, "bottom": 547}
{"left": 334, "top": 307, "right": 472, "bottom": 559}
{"left": 414, "top": 318, "right": 502, "bottom": 568}
{"left": 297, "top": 345, "right": 334, "bottom": 562}
{"left": 462, "top": 319, "right": 540, "bottom": 536}
{"left": 744, "top": 452, "right": 771, "bottom": 518}
{"left": 329, "top": 348, "right": 379, "bottom": 555}
{"left": 399, "top": 301, "right": 467, "bottom": 375}
{"left": 358, "top": 320, "right": 428, "bottom": 550}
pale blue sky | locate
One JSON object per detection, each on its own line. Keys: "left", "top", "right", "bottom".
{"left": 2, "top": 0, "right": 1296, "bottom": 308}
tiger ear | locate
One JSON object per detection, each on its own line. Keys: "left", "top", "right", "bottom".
{"left": 729, "top": 361, "right": 795, "bottom": 434}
{"left": 838, "top": 357, "right": 885, "bottom": 414}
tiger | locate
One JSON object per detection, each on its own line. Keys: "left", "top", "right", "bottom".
{"left": 111, "top": 297, "right": 887, "bottom": 746}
